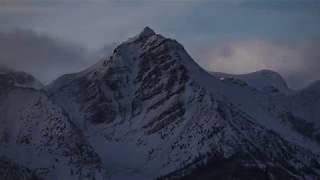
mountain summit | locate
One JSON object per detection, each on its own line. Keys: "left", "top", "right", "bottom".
{"left": 139, "top": 26, "right": 156, "bottom": 38}
{"left": 48, "top": 27, "right": 320, "bottom": 179}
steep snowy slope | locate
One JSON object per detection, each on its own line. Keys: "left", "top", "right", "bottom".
{"left": 212, "top": 70, "right": 290, "bottom": 95}
{"left": 210, "top": 68, "right": 320, "bottom": 148}
{"left": 0, "top": 70, "right": 106, "bottom": 180}
{"left": 273, "top": 80, "right": 320, "bottom": 144}
{"left": 49, "top": 27, "right": 320, "bottom": 179}
{"left": 290, "top": 80, "right": 320, "bottom": 123}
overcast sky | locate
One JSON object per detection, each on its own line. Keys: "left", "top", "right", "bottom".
{"left": 0, "top": 0, "right": 319, "bottom": 88}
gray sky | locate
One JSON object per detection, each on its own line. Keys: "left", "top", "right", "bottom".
{"left": 0, "top": 0, "right": 319, "bottom": 88}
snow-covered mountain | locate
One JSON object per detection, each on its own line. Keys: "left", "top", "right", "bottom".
{"left": 1, "top": 27, "right": 319, "bottom": 180}
{"left": 48, "top": 27, "right": 320, "bottom": 180}
{"left": 0, "top": 69, "right": 106, "bottom": 179}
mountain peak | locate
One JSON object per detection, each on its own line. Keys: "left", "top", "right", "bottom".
{"left": 47, "top": 28, "right": 320, "bottom": 180}
{"left": 138, "top": 26, "right": 156, "bottom": 38}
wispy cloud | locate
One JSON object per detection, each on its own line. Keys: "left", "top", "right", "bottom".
{"left": 0, "top": 1, "right": 194, "bottom": 49}
{"left": 0, "top": 29, "right": 93, "bottom": 83}
{"left": 0, "top": 0, "right": 319, "bottom": 88}
{"left": 198, "top": 38, "right": 320, "bottom": 89}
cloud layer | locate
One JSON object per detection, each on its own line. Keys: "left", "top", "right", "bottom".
{"left": 0, "top": 29, "right": 93, "bottom": 83}
{"left": 0, "top": 1, "right": 193, "bottom": 49}
{"left": 198, "top": 39, "right": 320, "bottom": 89}
{"left": 0, "top": 0, "right": 319, "bottom": 88}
